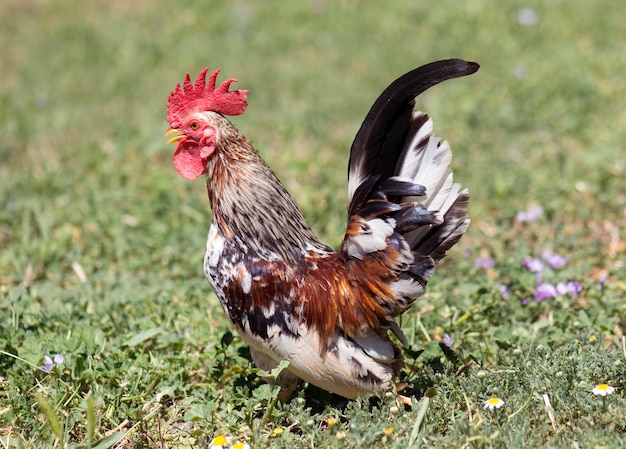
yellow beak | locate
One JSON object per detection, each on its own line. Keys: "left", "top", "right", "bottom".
{"left": 165, "top": 128, "right": 185, "bottom": 144}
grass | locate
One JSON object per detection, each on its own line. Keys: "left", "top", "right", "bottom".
{"left": 1, "top": 0, "right": 625, "bottom": 447}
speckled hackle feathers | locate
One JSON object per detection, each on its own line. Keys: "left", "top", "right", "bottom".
{"left": 166, "top": 68, "right": 248, "bottom": 128}
{"left": 165, "top": 59, "right": 479, "bottom": 400}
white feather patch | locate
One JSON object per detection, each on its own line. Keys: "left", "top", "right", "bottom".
{"left": 351, "top": 331, "right": 396, "bottom": 363}
{"left": 396, "top": 112, "right": 459, "bottom": 215}
{"left": 262, "top": 301, "right": 276, "bottom": 319}
{"left": 239, "top": 322, "right": 396, "bottom": 399}
{"left": 390, "top": 277, "right": 424, "bottom": 299}
{"left": 396, "top": 112, "right": 433, "bottom": 179}
{"left": 240, "top": 267, "right": 252, "bottom": 294}
{"left": 205, "top": 225, "right": 225, "bottom": 268}
{"left": 345, "top": 218, "right": 395, "bottom": 259}
{"left": 412, "top": 111, "right": 433, "bottom": 144}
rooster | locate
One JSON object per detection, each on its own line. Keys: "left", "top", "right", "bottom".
{"left": 165, "top": 59, "right": 479, "bottom": 400}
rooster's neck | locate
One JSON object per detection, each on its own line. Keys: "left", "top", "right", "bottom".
{"left": 205, "top": 129, "right": 331, "bottom": 262}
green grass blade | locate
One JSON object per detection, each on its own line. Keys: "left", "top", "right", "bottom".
{"left": 408, "top": 396, "right": 430, "bottom": 448}
{"left": 34, "top": 393, "right": 63, "bottom": 441}
{"left": 122, "top": 327, "right": 163, "bottom": 347}
{"left": 86, "top": 395, "right": 96, "bottom": 448}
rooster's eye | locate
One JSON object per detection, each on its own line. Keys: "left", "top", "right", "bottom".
{"left": 189, "top": 121, "right": 199, "bottom": 130}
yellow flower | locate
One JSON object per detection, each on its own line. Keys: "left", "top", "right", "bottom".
{"left": 336, "top": 432, "right": 346, "bottom": 440}
{"left": 592, "top": 383, "right": 615, "bottom": 396}
{"left": 326, "top": 418, "right": 336, "bottom": 428}
{"left": 483, "top": 397, "right": 505, "bottom": 410}
{"left": 383, "top": 427, "right": 394, "bottom": 436}
{"left": 232, "top": 443, "right": 250, "bottom": 449}
{"left": 209, "top": 435, "right": 229, "bottom": 449}
{"left": 273, "top": 427, "right": 283, "bottom": 436}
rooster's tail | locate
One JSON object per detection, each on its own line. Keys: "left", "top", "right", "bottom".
{"left": 341, "top": 59, "right": 478, "bottom": 316}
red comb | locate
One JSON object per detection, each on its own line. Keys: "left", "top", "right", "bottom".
{"left": 166, "top": 68, "right": 248, "bottom": 128}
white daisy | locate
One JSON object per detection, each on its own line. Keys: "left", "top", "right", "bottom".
{"left": 483, "top": 397, "right": 505, "bottom": 410}
{"left": 592, "top": 384, "right": 615, "bottom": 397}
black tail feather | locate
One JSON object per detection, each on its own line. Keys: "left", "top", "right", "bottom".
{"left": 347, "top": 59, "right": 479, "bottom": 204}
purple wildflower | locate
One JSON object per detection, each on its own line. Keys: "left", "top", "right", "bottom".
{"left": 522, "top": 257, "right": 544, "bottom": 281}
{"left": 599, "top": 275, "right": 607, "bottom": 294}
{"left": 555, "top": 282, "right": 569, "bottom": 296}
{"left": 499, "top": 284, "right": 510, "bottom": 300}
{"left": 517, "top": 8, "right": 539, "bottom": 26}
{"left": 40, "top": 356, "right": 54, "bottom": 373}
{"left": 522, "top": 257, "right": 544, "bottom": 273}
{"left": 475, "top": 256, "right": 495, "bottom": 270}
{"left": 567, "top": 281, "right": 582, "bottom": 299}
{"left": 39, "top": 353, "right": 64, "bottom": 373}
{"left": 541, "top": 251, "right": 567, "bottom": 269}
{"left": 534, "top": 283, "right": 558, "bottom": 302}
{"left": 443, "top": 334, "right": 454, "bottom": 348}
{"left": 558, "top": 280, "right": 582, "bottom": 299}
{"left": 516, "top": 206, "right": 544, "bottom": 223}
{"left": 532, "top": 281, "right": 582, "bottom": 303}
{"left": 513, "top": 65, "right": 528, "bottom": 80}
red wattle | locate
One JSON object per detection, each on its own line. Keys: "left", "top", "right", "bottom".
{"left": 172, "top": 141, "right": 207, "bottom": 180}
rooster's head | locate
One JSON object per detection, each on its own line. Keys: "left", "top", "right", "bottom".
{"left": 166, "top": 68, "right": 248, "bottom": 180}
